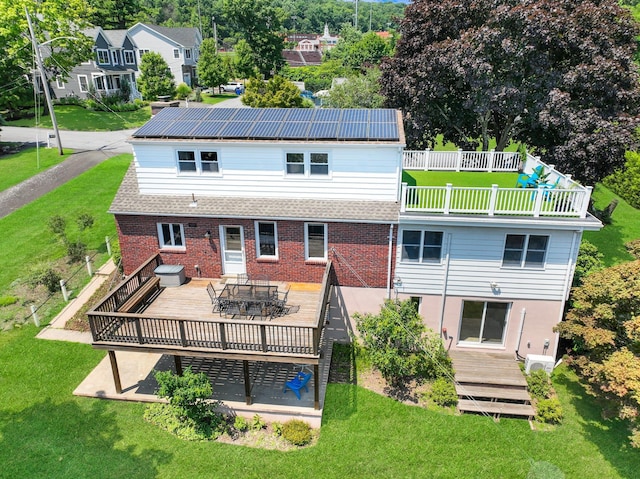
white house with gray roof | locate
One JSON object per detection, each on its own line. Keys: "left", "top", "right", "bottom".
{"left": 128, "top": 23, "right": 202, "bottom": 88}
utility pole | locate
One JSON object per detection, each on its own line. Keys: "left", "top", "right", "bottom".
{"left": 25, "top": 7, "right": 63, "bottom": 155}
{"left": 354, "top": 0, "right": 359, "bottom": 30}
{"left": 212, "top": 16, "right": 218, "bottom": 52}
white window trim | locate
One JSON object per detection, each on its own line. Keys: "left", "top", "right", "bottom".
{"left": 284, "top": 151, "right": 331, "bottom": 178}
{"left": 77, "top": 75, "right": 89, "bottom": 92}
{"left": 97, "top": 49, "right": 110, "bottom": 65}
{"left": 56, "top": 76, "right": 65, "bottom": 89}
{"left": 400, "top": 229, "right": 444, "bottom": 264}
{"left": 175, "top": 149, "right": 222, "bottom": 175}
{"left": 111, "top": 50, "right": 118, "bottom": 65}
{"left": 501, "top": 234, "right": 549, "bottom": 269}
{"left": 157, "top": 223, "right": 186, "bottom": 250}
{"left": 457, "top": 300, "right": 511, "bottom": 347}
{"left": 92, "top": 73, "right": 106, "bottom": 91}
{"left": 185, "top": 48, "right": 192, "bottom": 59}
{"left": 304, "top": 222, "right": 328, "bottom": 261}
{"left": 124, "top": 50, "right": 135, "bottom": 64}
{"left": 254, "top": 221, "right": 278, "bottom": 259}
{"left": 173, "top": 48, "right": 180, "bottom": 58}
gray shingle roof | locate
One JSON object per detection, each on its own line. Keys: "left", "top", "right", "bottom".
{"left": 110, "top": 164, "right": 400, "bottom": 223}
{"left": 103, "top": 30, "right": 131, "bottom": 48}
{"left": 140, "top": 24, "right": 199, "bottom": 47}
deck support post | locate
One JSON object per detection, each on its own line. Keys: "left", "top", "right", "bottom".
{"left": 108, "top": 350, "right": 122, "bottom": 394}
{"left": 243, "top": 360, "right": 252, "bottom": 405}
{"left": 174, "top": 355, "right": 183, "bottom": 375}
{"left": 314, "top": 364, "right": 320, "bottom": 410}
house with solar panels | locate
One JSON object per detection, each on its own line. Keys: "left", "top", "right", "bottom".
{"left": 95, "top": 106, "right": 601, "bottom": 411}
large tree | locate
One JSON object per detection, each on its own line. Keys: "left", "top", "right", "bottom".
{"left": 196, "top": 38, "right": 229, "bottom": 89}
{"left": 0, "top": 0, "right": 93, "bottom": 114}
{"left": 137, "top": 52, "right": 176, "bottom": 100}
{"left": 241, "top": 75, "right": 307, "bottom": 107}
{"left": 87, "top": 0, "right": 143, "bottom": 29}
{"left": 323, "top": 68, "right": 385, "bottom": 109}
{"left": 381, "top": 0, "right": 640, "bottom": 184}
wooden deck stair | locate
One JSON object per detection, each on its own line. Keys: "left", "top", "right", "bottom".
{"left": 450, "top": 350, "right": 534, "bottom": 420}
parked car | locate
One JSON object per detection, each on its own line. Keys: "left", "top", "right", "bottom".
{"left": 219, "top": 82, "right": 244, "bottom": 94}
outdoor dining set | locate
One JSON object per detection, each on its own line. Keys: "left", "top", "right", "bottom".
{"left": 206, "top": 274, "right": 290, "bottom": 320}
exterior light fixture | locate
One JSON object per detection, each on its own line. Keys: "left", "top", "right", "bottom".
{"left": 204, "top": 230, "right": 211, "bottom": 239}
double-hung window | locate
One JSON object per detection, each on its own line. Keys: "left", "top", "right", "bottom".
{"left": 502, "top": 234, "right": 549, "bottom": 268}
{"left": 97, "top": 49, "right": 110, "bottom": 65}
{"left": 78, "top": 75, "right": 89, "bottom": 92}
{"left": 401, "top": 230, "right": 443, "bottom": 263}
{"left": 56, "top": 77, "right": 65, "bottom": 89}
{"left": 305, "top": 223, "right": 327, "bottom": 261}
{"left": 185, "top": 49, "right": 192, "bottom": 59}
{"left": 285, "top": 152, "right": 330, "bottom": 176}
{"left": 177, "top": 151, "right": 197, "bottom": 172}
{"left": 200, "top": 151, "right": 219, "bottom": 173}
{"left": 255, "top": 222, "right": 277, "bottom": 258}
{"left": 173, "top": 49, "right": 180, "bottom": 58}
{"left": 158, "top": 223, "right": 185, "bottom": 249}
{"left": 124, "top": 50, "right": 135, "bottom": 64}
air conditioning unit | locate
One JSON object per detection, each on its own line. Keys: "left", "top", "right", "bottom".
{"left": 525, "top": 354, "right": 555, "bottom": 374}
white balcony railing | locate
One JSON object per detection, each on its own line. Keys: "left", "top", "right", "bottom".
{"left": 401, "top": 151, "right": 593, "bottom": 218}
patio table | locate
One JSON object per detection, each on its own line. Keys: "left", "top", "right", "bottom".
{"left": 219, "top": 283, "right": 278, "bottom": 319}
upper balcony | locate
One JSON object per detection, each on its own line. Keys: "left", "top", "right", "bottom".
{"left": 401, "top": 150, "right": 592, "bottom": 218}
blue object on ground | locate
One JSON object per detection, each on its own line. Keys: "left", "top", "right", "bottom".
{"left": 283, "top": 371, "right": 312, "bottom": 400}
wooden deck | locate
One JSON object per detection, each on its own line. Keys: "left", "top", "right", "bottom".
{"left": 450, "top": 350, "right": 534, "bottom": 420}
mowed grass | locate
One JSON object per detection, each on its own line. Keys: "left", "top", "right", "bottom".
{"left": 583, "top": 184, "right": 640, "bottom": 266}
{"left": 0, "top": 154, "right": 131, "bottom": 292}
{"left": 0, "top": 147, "right": 73, "bottom": 191}
{"left": 200, "top": 92, "right": 239, "bottom": 105}
{"left": 403, "top": 170, "right": 521, "bottom": 188}
{"left": 0, "top": 325, "right": 638, "bottom": 479}
{"left": 6, "top": 105, "right": 151, "bottom": 131}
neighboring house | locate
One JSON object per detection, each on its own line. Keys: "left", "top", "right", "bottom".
{"left": 285, "top": 24, "right": 338, "bottom": 53}
{"left": 282, "top": 50, "right": 322, "bottom": 67}
{"left": 128, "top": 23, "right": 202, "bottom": 88}
{"left": 109, "top": 107, "right": 601, "bottom": 364}
{"left": 54, "top": 27, "right": 140, "bottom": 100}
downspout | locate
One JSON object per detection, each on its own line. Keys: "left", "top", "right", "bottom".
{"left": 553, "top": 230, "right": 580, "bottom": 359}
{"left": 438, "top": 233, "right": 452, "bottom": 339}
{"left": 515, "top": 307, "right": 526, "bottom": 360}
{"left": 386, "top": 223, "right": 394, "bottom": 299}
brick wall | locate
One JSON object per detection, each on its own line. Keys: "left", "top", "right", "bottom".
{"left": 115, "top": 214, "right": 396, "bottom": 288}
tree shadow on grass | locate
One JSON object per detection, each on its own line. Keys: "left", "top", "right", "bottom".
{"left": 0, "top": 399, "right": 170, "bottom": 479}
{"left": 553, "top": 368, "right": 640, "bottom": 479}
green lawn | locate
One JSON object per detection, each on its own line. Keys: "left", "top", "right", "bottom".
{"left": 0, "top": 147, "right": 73, "bottom": 192}
{"left": 583, "top": 184, "right": 640, "bottom": 266}
{"left": 5, "top": 105, "right": 151, "bottom": 131}
{"left": 200, "top": 92, "right": 238, "bottom": 105}
{"left": 403, "top": 170, "right": 520, "bottom": 188}
{"left": 0, "top": 325, "right": 637, "bottom": 478}
{"left": 0, "top": 154, "right": 131, "bottom": 292}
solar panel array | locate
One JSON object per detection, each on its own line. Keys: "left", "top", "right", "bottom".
{"left": 133, "top": 108, "right": 400, "bottom": 141}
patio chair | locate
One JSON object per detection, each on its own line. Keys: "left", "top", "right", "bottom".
{"left": 237, "top": 273, "right": 249, "bottom": 285}
{"left": 271, "top": 287, "right": 290, "bottom": 318}
{"left": 207, "top": 282, "right": 222, "bottom": 312}
{"left": 283, "top": 371, "right": 312, "bottom": 400}
{"left": 251, "top": 274, "right": 270, "bottom": 287}
{"left": 516, "top": 172, "right": 539, "bottom": 188}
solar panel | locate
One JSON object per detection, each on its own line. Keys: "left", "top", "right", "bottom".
{"left": 162, "top": 120, "right": 199, "bottom": 137}
{"left": 249, "top": 121, "right": 284, "bottom": 138}
{"left": 369, "top": 122, "right": 399, "bottom": 140}
{"left": 233, "top": 109, "right": 264, "bottom": 121}
{"left": 370, "top": 109, "right": 396, "bottom": 123}
{"left": 279, "top": 122, "right": 310, "bottom": 138}
{"left": 308, "top": 122, "right": 339, "bottom": 139}
{"left": 192, "top": 121, "right": 226, "bottom": 137}
{"left": 287, "top": 109, "right": 315, "bottom": 122}
{"left": 178, "top": 108, "right": 212, "bottom": 120}
{"left": 314, "top": 109, "right": 341, "bottom": 121}
{"left": 218, "top": 121, "right": 255, "bottom": 137}
{"left": 338, "top": 122, "right": 368, "bottom": 139}
{"left": 133, "top": 120, "right": 173, "bottom": 137}
{"left": 342, "top": 109, "right": 369, "bottom": 123}
{"left": 205, "top": 108, "right": 239, "bottom": 121}
{"left": 153, "top": 107, "right": 184, "bottom": 120}
{"left": 260, "top": 109, "right": 290, "bottom": 121}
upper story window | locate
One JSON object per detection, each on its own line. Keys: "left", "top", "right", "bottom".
{"left": 200, "top": 151, "right": 219, "bottom": 173}
{"left": 111, "top": 50, "right": 119, "bottom": 65}
{"left": 285, "top": 152, "right": 330, "bottom": 177}
{"left": 173, "top": 49, "right": 180, "bottom": 58}
{"left": 185, "top": 49, "right": 192, "bottom": 59}
{"left": 139, "top": 49, "right": 150, "bottom": 60}
{"left": 56, "top": 76, "right": 65, "bottom": 89}
{"left": 124, "top": 50, "right": 135, "bottom": 64}
{"left": 305, "top": 223, "right": 327, "bottom": 261}
{"left": 177, "top": 150, "right": 221, "bottom": 174}
{"left": 78, "top": 75, "right": 88, "bottom": 92}
{"left": 97, "top": 49, "right": 110, "bottom": 65}
{"left": 502, "top": 234, "right": 549, "bottom": 268}
{"left": 401, "top": 230, "right": 443, "bottom": 263}
{"left": 157, "top": 223, "right": 185, "bottom": 249}
{"left": 255, "top": 221, "right": 278, "bottom": 259}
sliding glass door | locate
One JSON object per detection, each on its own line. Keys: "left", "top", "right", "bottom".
{"left": 459, "top": 301, "right": 510, "bottom": 345}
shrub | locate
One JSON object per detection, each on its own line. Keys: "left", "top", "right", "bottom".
{"left": 527, "top": 369, "right": 552, "bottom": 400}
{"left": 76, "top": 212, "right": 94, "bottom": 231}
{"left": 176, "top": 82, "right": 192, "bottom": 100}
{"left": 272, "top": 421, "right": 284, "bottom": 436}
{"left": 625, "top": 239, "right": 640, "bottom": 260}
{"left": 282, "top": 419, "right": 312, "bottom": 446}
{"left": 29, "top": 266, "right": 62, "bottom": 294}
{"left": 65, "top": 239, "right": 87, "bottom": 263}
{"left": 0, "top": 296, "right": 18, "bottom": 307}
{"left": 48, "top": 215, "right": 66, "bottom": 236}
{"left": 427, "top": 377, "right": 458, "bottom": 407}
{"left": 233, "top": 415, "right": 249, "bottom": 432}
{"left": 193, "top": 88, "right": 202, "bottom": 102}
{"left": 603, "top": 150, "right": 640, "bottom": 209}
{"left": 250, "top": 414, "right": 266, "bottom": 431}
{"left": 536, "top": 398, "right": 563, "bottom": 424}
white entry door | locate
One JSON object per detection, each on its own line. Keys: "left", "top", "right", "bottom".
{"left": 220, "top": 225, "right": 246, "bottom": 275}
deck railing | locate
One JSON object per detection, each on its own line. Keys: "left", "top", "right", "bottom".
{"left": 88, "top": 259, "right": 335, "bottom": 358}
{"left": 403, "top": 149, "right": 521, "bottom": 172}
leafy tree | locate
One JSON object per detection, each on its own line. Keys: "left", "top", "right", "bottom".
{"left": 323, "top": 68, "right": 385, "bottom": 109}
{"left": 603, "top": 151, "right": 640, "bottom": 209}
{"left": 223, "top": 0, "right": 284, "bottom": 77}
{"left": 87, "top": 0, "right": 144, "bottom": 29}
{"left": 241, "top": 75, "right": 308, "bottom": 107}
{"left": 137, "top": 52, "right": 176, "bottom": 100}
{"left": 0, "top": 0, "right": 93, "bottom": 115}
{"left": 556, "top": 260, "right": 640, "bottom": 446}
{"left": 233, "top": 39, "right": 256, "bottom": 80}
{"left": 280, "top": 60, "right": 351, "bottom": 92}
{"left": 381, "top": 0, "right": 640, "bottom": 184}
{"left": 328, "top": 28, "right": 392, "bottom": 71}
{"left": 197, "top": 39, "right": 229, "bottom": 90}
{"left": 354, "top": 299, "right": 451, "bottom": 385}
{"left": 573, "top": 240, "right": 604, "bottom": 287}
